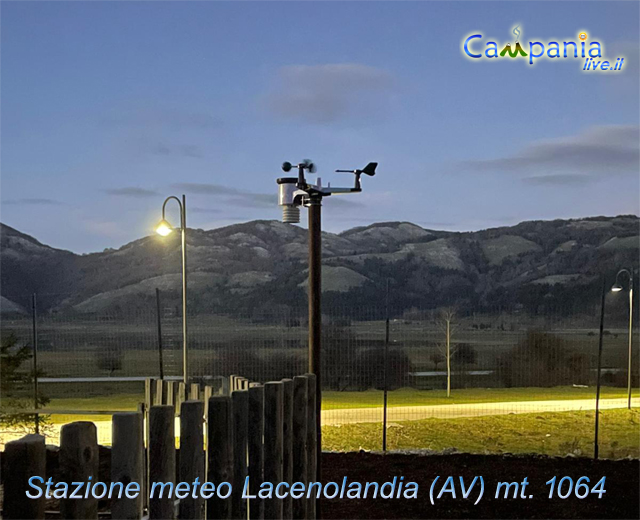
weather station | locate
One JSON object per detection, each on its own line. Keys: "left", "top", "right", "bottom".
{"left": 276, "top": 159, "right": 377, "bottom": 492}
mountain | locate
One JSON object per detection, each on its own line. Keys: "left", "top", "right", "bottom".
{"left": 1, "top": 216, "right": 638, "bottom": 317}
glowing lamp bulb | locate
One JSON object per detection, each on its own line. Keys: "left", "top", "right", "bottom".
{"left": 611, "top": 284, "right": 623, "bottom": 293}
{"left": 156, "top": 219, "right": 173, "bottom": 236}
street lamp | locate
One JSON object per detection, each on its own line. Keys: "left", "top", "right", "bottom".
{"left": 276, "top": 159, "right": 377, "bottom": 486}
{"left": 611, "top": 268, "right": 634, "bottom": 410}
{"left": 155, "top": 195, "right": 188, "bottom": 385}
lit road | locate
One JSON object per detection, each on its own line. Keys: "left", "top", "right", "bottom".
{"left": 321, "top": 397, "right": 640, "bottom": 425}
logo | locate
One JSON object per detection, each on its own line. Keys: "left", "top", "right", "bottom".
{"left": 462, "top": 25, "right": 625, "bottom": 72}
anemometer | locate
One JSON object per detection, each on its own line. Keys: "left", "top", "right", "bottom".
{"left": 277, "top": 159, "right": 377, "bottom": 223}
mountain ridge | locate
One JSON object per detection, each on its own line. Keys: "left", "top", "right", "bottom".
{"left": 1, "top": 215, "right": 638, "bottom": 316}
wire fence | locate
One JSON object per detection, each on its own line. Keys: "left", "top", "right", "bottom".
{"left": 1, "top": 294, "right": 638, "bottom": 455}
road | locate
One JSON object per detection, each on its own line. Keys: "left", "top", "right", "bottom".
{"left": 1, "top": 398, "right": 637, "bottom": 446}
{"left": 322, "top": 397, "right": 640, "bottom": 425}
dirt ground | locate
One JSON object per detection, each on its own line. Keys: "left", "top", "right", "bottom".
{"left": 321, "top": 452, "right": 640, "bottom": 519}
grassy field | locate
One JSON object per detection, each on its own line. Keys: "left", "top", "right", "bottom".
{"left": 322, "top": 409, "right": 640, "bottom": 457}
{"left": 35, "top": 385, "right": 638, "bottom": 424}
{"left": 4, "top": 311, "right": 635, "bottom": 379}
{"left": 322, "top": 386, "right": 638, "bottom": 409}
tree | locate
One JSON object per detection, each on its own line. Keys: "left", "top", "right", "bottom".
{"left": 436, "top": 308, "right": 458, "bottom": 397}
{"left": 0, "top": 332, "right": 48, "bottom": 431}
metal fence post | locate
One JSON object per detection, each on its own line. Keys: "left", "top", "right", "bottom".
{"left": 156, "top": 288, "right": 164, "bottom": 379}
{"left": 31, "top": 293, "right": 40, "bottom": 434}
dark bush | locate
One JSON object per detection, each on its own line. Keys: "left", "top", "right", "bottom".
{"left": 322, "top": 324, "right": 358, "bottom": 391}
{"left": 497, "top": 331, "right": 590, "bottom": 388}
{"left": 354, "top": 347, "right": 413, "bottom": 391}
{"left": 207, "top": 346, "right": 263, "bottom": 381}
{"left": 206, "top": 346, "right": 305, "bottom": 383}
{"left": 601, "top": 369, "right": 640, "bottom": 388}
{"left": 452, "top": 343, "right": 477, "bottom": 365}
{"left": 95, "top": 346, "right": 124, "bottom": 375}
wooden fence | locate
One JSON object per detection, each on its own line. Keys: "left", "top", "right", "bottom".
{"left": 1, "top": 374, "right": 317, "bottom": 520}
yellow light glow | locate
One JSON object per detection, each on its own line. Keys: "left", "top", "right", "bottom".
{"left": 156, "top": 220, "right": 173, "bottom": 236}
{"left": 611, "top": 285, "right": 623, "bottom": 293}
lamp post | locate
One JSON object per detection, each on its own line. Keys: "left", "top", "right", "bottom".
{"left": 611, "top": 268, "right": 634, "bottom": 410}
{"left": 277, "top": 159, "right": 377, "bottom": 490}
{"left": 156, "top": 195, "right": 188, "bottom": 385}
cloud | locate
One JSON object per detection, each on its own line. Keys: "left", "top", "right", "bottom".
{"left": 462, "top": 125, "right": 639, "bottom": 177}
{"left": 149, "top": 143, "right": 203, "bottom": 158}
{"left": 172, "top": 182, "right": 276, "bottom": 208}
{"left": 102, "top": 108, "right": 222, "bottom": 131}
{"left": 190, "top": 207, "right": 221, "bottom": 214}
{"left": 2, "top": 198, "right": 62, "bottom": 205}
{"left": 264, "top": 63, "right": 395, "bottom": 123}
{"left": 522, "top": 174, "right": 593, "bottom": 186}
{"left": 104, "top": 187, "right": 159, "bottom": 198}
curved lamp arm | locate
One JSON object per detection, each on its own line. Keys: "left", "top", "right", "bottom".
{"left": 162, "top": 196, "right": 186, "bottom": 230}
{"left": 612, "top": 268, "right": 633, "bottom": 291}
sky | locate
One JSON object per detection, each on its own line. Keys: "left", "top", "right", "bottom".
{"left": 1, "top": 1, "right": 639, "bottom": 253}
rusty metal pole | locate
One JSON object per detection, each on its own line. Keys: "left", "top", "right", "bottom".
{"left": 155, "top": 288, "right": 164, "bottom": 380}
{"left": 308, "top": 196, "right": 322, "bottom": 497}
{"left": 594, "top": 277, "right": 606, "bottom": 460}
{"left": 31, "top": 293, "right": 39, "bottom": 434}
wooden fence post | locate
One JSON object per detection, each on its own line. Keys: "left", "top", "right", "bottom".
{"left": 112, "top": 412, "right": 144, "bottom": 520}
{"left": 232, "top": 390, "right": 249, "bottom": 520}
{"left": 190, "top": 383, "right": 201, "bottom": 400}
{"left": 166, "top": 381, "right": 175, "bottom": 406}
{"left": 248, "top": 385, "right": 264, "bottom": 520}
{"left": 149, "top": 405, "right": 176, "bottom": 520}
{"left": 207, "top": 396, "right": 233, "bottom": 519}
{"left": 203, "top": 386, "right": 213, "bottom": 410}
{"left": 179, "top": 400, "right": 205, "bottom": 520}
{"left": 3, "top": 434, "right": 46, "bottom": 519}
{"left": 292, "top": 376, "right": 308, "bottom": 520}
{"left": 305, "top": 374, "right": 317, "bottom": 519}
{"left": 263, "top": 382, "right": 283, "bottom": 520}
{"left": 155, "top": 379, "right": 165, "bottom": 405}
{"left": 177, "top": 382, "right": 186, "bottom": 415}
{"left": 146, "top": 378, "right": 157, "bottom": 412}
{"left": 220, "top": 376, "right": 230, "bottom": 396}
{"left": 281, "top": 379, "right": 293, "bottom": 520}
{"left": 60, "top": 422, "right": 99, "bottom": 519}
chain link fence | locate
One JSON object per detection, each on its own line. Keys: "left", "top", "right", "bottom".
{"left": 1, "top": 293, "right": 638, "bottom": 455}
